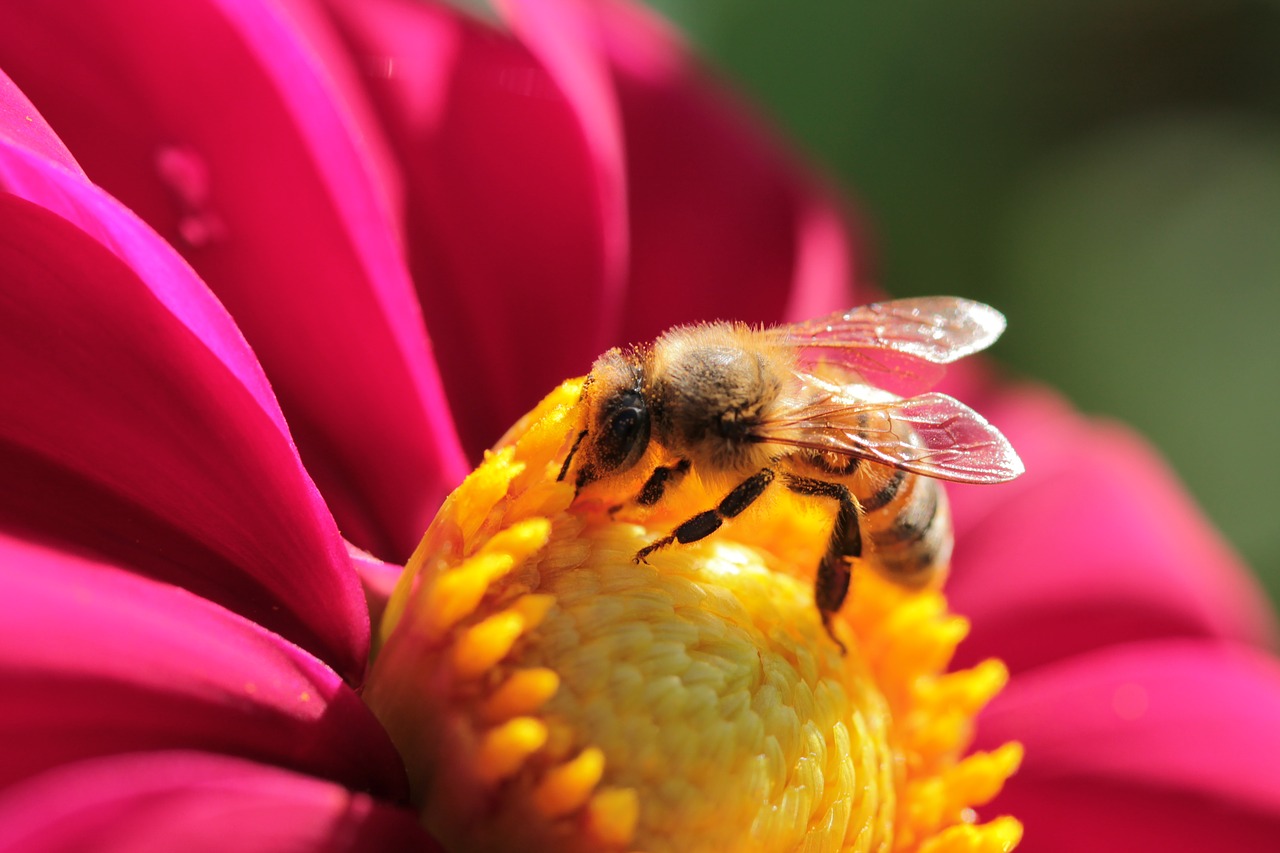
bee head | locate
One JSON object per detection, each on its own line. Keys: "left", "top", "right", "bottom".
{"left": 565, "top": 348, "right": 651, "bottom": 489}
{"left": 593, "top": 385, "right": 650, "bottom": 472}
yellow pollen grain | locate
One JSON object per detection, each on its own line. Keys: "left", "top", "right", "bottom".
{"left": 532, "top": 746, "right": 606, "bottom": 817}
{"left": 476, "top": 717, "right": 548, "bottom": 783}
{"left": 481, "top": 667, "right": 562, "bottom": 722}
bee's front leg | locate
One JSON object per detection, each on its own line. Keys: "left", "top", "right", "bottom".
{"left": 557, "top": 429, "right": 589, "bottom": 485}
{"left": 636, "top": 459, "right": 691, "bottom": 506}
{"left": 604, "top": 459, "right": 691, "bottom": 517}
{"left": 633, "top": 468, "right": 775, "bottom": 563}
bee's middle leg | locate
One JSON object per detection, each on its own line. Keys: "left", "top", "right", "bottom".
{"left": 783, "top": 474, "right": 862, "bottom": 637}
{"left": 634, "top": 468, "right": 775, "bottom": 563}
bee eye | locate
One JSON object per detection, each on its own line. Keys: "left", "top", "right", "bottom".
{"left": 611, "top": 406, "right": 642, "bottom": 438}
{"left": 595, "top": 389, "right": 650, "bottom": 473}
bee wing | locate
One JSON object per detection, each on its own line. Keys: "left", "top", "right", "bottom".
{"left": 774, "top": 297, "right": 1007, "bottom": 395}
{"left": 761, "top": 389, "right": 1024, "bottom": 484}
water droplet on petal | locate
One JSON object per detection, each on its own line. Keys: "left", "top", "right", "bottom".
{"left": 155, "top": 144, "right": 226, "bottom": 248}
{"left": 177, "top": 216, "right": 226, "bottom": 247}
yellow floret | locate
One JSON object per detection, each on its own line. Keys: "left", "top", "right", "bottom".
{"left": 364, "top": 379, "right": 1022, "bottom": 852}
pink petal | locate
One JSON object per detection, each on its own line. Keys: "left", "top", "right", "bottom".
{"left": 0, "top": 752, "right": 436, "bottom": 852}
{"left": 0, "top": 67, "right": 80, "bottom": 174}
{"left": 0, "top": 141, "right": 367, "bottom": 680}
{"left": 347, "top": 539, "right": 403, "bottom": 630}
{"left": 271, "top": 0, "right": 410, "bottom": 237}
{"left": 594, "top": 0, "right": 861, "bottom": 339}
{"left": 0, "top": 1, "right": 468, "bottom": 560}
{"left": 991, "top": 777, "right": 1279, "bottom": 853}
{"left": 325, "top": 0, "right": 626, "bottom": 456}
{"left": 328, "top": 0, "right": 860, "bottom": 453}
{"left": 975, "top": 640, "right": 1280, "bottom": 851}
{"left": 946, "top": 384, "right": 1276, "bottom": 672}
{"left": 0, "top": 536, "right": 406, "bottom": 798}
{"left": 500, "top": 0, "right": 630, "bottom": 310}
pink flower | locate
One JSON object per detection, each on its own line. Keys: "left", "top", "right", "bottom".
{"left": 946, "top": 385, "right": 1280, "bottom": 850}
{"left": 0, "top": 0, "right": 1276, "bottom": 850}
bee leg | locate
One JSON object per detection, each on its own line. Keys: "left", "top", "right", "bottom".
{"left": 606, "top": 459, "right": 691, "bottom": 518}
{"left": 634, "top": 468, "right": 776, "bottom": 563}
{"left": 637, "top": 459, "right": 691, "bottom": 506}
{"left": 783, "top": 475, "right": 862, "bottom": 652}
{"left": 557, "top": 430, "right": 589, "bottom": 483}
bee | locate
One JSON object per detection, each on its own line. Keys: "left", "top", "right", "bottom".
{"left": 557, "top": 297, "right": 1024, "bottom": 641}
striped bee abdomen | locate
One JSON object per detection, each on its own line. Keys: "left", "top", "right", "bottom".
{"left": 857, "top": 466, "right": 952, "bottom": 589}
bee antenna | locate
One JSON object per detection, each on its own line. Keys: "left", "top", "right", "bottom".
{"left": 557, "top": 429, "right": 589, "bottom": 482}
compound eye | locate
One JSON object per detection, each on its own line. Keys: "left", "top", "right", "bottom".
{"left": 596, "top": 389, "right": 650, "bottom": 473}
{"left": 611, "top": 405, "right": 642, "bottom": 440}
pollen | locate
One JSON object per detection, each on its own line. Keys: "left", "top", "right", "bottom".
{"left": 364, "top": 379, "right": 1022, "bottom": 852}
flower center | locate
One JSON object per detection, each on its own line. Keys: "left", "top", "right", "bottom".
{"left": 364, "top": 380, "right": 1022, "bottom": 852}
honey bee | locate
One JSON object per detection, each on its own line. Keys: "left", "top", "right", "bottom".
{"left": 557, "top": 297, "right": 1024, "bottom": 640}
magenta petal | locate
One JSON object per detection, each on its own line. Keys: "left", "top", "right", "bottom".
{"left": 594, "top": 0, "right": 860, "bottom": 339}
{"left": 347, "top": 539, "right": 402, "bottom": 629}
{"left": 0, "top": 67, "right": 80, "bottom": 174}
{"left": 0, "top": 1, "right": 468, "bottom": 560}
{"left": 0, "top": 752, "right": 435, "bottom": 852}
{"left": 500, "top": 0, "right": 630, "bottom": 309}
{"left": 327, "top": 0, "right": 859, "bottom": 452}
{"left": 0, "top": 536, "right": 407, "bottom": 798}
{"left": 976, "top": 641, "right": 1280, "bottom": 851}
{"left": 946, "top": 385, "right": 1276, "bottom": 672}
{"left": 0, "top": 143, "right": 367, "bottom": 680}
{"left": 326, "top": 0, "right": 625, "bottom": 455}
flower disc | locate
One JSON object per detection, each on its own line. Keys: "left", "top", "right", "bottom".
{"left": 366, "top": 380, "right": 1021, "bottom": 852}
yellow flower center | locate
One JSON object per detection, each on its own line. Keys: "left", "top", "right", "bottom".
{"left": 365, "top": 380, "right": 1022, "bottom": 852}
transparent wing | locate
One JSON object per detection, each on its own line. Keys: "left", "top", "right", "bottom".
{"left": 774, "top": 297, "right": 1007, "bottom": 395}
{"left": 760, "top": 387, "right": 1024, "bottom": 484}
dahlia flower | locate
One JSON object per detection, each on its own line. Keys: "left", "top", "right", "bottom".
{"left": 0, "top": 1, "right": 1276, "bottom": 851}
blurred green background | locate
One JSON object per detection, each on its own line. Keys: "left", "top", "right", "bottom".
{"left": 649, "top": 0, "right": 1280, "bottom": 607}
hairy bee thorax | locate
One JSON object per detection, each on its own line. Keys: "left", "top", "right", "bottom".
{"left": 646, "top": 323, "right": 792, "bottom": 474}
